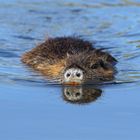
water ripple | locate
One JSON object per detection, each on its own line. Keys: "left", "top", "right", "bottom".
{"left": 0, "top": 0, "right": 140, "bottom": 88}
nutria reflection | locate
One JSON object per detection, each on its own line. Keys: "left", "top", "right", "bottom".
{"left": 62, "top": 86, "right": 102, "bottom": 105}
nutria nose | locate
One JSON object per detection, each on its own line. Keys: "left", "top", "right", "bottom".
{"left": 64, "top": 68, "right": 84, "bottom": 83}
{"left": 66, "top": 73, "right": 71, "bottom": 77}
{"left": 76, "top": 72, "right": 81, "bottom": 77}
{"left": 66, "top": 72, "right": 82, "bottom": 79}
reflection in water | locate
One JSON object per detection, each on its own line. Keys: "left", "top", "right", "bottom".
{"left": 62, "top": 86, "right": 102, "bottom": 105}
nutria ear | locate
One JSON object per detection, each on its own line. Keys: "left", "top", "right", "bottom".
{"left": 92, "top": 49, "right": 117, "bottom": 65}
{"left": 106, "top": 55, "right": 117, "bottom": 66}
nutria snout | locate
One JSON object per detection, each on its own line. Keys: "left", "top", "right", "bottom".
{"left": 21, "top": 37, "right": 117, "bottom": 84}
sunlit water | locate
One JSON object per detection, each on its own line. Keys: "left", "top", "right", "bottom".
{"left": 0, "top": 0, "right": 140, "bottom": 140}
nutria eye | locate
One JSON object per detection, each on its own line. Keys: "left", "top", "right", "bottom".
{"left": 99, "top": 60, "right": 108, "bottom": 69}
{"left": 66, "top": 73, "right": 71, "bottom": 77}
{"left": 99, "top": 60, "right": 105, "bottom": 67}
{"left": 91, "top": 63, "right": 99, "bottom": 69}
{"left": 76, "top": 73, "right": 81, "bottom": 77}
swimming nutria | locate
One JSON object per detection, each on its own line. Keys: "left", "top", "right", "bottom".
{"left": 21, "top": 37, "right": 117, "bottom": 85}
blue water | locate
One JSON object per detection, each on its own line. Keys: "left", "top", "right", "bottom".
{"left": 0, "top": 0, "right": 140, "bottom": 140}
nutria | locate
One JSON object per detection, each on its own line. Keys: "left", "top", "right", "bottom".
{"left": 21, "top": 37, "right": 117, "bottom": 84}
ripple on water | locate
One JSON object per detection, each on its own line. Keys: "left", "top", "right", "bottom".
{"left": 0, "top": 0, "right": 140, "bottom": 89}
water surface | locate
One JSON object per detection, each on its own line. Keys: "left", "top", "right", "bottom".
{"left": 0, "top": 0, "right": 140, "bottom": 140}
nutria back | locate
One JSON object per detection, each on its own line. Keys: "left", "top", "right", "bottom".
{"left": 21, "top": 37, "right": 94, "bottom": 67}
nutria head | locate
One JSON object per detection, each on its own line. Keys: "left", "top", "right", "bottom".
{"left": 62, "top": 51, "right": 117, "bottom": 85}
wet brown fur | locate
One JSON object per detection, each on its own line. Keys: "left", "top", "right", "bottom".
{"left": 21, "top": 37, "right": 117, "bottom": 82}
{"left": 36, "top": 59, "right": 66, "bottom": 78}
